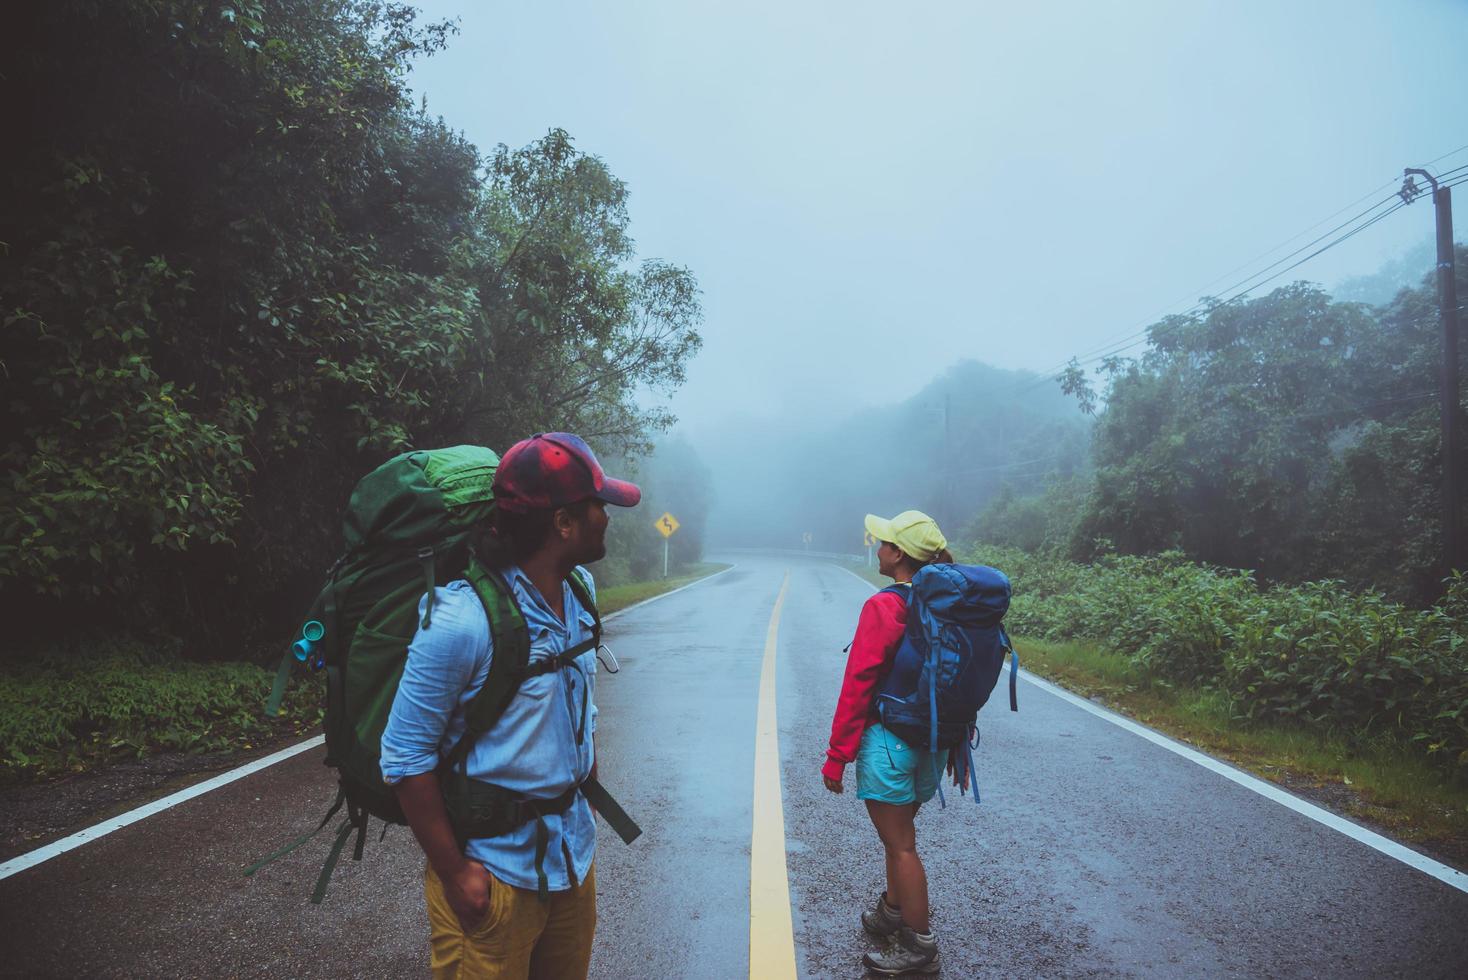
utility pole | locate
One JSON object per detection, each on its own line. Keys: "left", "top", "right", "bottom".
{"left": 1402, "top": 168, "right": 1465, "bottom": 574}
{"left": 942, "top": 391, "right": 952, "bottom": 531}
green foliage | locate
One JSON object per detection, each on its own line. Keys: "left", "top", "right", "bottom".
{"left": 597, "top": 435, "right": 714, "bottom": 587}
{"left": 971, "top": 544, "right": 1468, "bottom": 775}
{"left": 1224, "top": 579, "right": 1467, "bottom": 748}
{"left": 0, "top": 642, "right": 322, "bottom": 781}
{"left": 966, "top": 477, "right": 1089, "bottom": 555}
{"left": 0, "top": 559, "right": 731, "bottom": 780}
{"left": 1052, "top": 259, "right": 1467, "bottom": 604}
{"left": 0, "top": 2, "right": 701, "bottom": 651}
{"left": 594, "top": 563, "right": 729, "bottom": 614}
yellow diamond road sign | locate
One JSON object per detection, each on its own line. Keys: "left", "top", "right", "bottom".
{"left": 864, "top": 531, "right": 876, "bottom": 546}
{"left": 656, "top": 512, "right": 681, "bottom": 538}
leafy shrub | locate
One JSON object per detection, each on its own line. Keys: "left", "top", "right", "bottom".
{"left": 0, "top": 643, "right": 322, "bottom": 782}
{"left": 966, "top": 544, "right": 1468, "bottom": 774}
{"left": 1226, "top": 577, "right": 1468, "bottom": 767}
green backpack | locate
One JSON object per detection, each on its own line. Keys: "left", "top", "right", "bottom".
{"left": 252, "top": 445, "right": 639, "bottom": 902}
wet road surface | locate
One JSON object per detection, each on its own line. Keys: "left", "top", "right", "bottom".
{"left": 2, "top": 556, "right": 1466, "bottom": 977}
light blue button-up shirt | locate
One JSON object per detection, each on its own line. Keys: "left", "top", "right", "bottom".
{"left": 379, "top": 566, "right": 599, "bottom": 891}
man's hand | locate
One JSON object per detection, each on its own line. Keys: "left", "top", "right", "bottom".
{"left": 444, "top": 859, "right": 492, "bottom": 931}
{"left": 823, "top": 775, "right": 844, "bottom": 794}
{"left": 394, "top": 773, "right": 493, "bottom": 931}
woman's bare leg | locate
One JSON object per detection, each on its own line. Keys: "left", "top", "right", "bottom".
{"left": 866, "top": 800, "right": 928, "bottom": 933}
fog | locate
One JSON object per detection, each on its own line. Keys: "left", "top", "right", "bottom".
{"left": 403, "top": 0, "right": 1468, "bottom": 550}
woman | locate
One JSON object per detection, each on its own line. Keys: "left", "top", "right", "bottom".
{"left": 823, "top": 509, "right": 953, "bottom": 977}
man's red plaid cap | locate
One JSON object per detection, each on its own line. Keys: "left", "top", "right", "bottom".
{"left": 492, "top": 432, "right": 641, "bottom": 513}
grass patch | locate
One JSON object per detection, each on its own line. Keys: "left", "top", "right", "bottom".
{"left": 597, "top": 562, "right": 730, "bottom": 614}
{"left": 843, "top": 562, "right": 885, "bottom": 589}
{"left": 1019, "top": 636, "right": 1468, "bottom": 858}
{"left": 1, "top": 564, "right": 731, "bottom": 783}
{"left": 0, "top": 650, "right": 323, "bottom": 784}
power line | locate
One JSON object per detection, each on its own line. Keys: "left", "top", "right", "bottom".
{"left": 1024, "top": 143, "right": 1468, "bottom": 393}
{"left": 948, "top": 390, "right": 1438, "bottom": 493}
{"left": 1292, "top": 389, "right": 1438, "bottom": 420}
{"left": 1023, "top": 193, "right": 1402, "bottom": 388}
{"left": 1212, "top": 199, "right": 1410, "bottom": 304}
{"left": 951, "top": 455, "right": 1061, "bottom": 477}
{"left": 1025, "top": 194, "right": 1415, "bottom": 392}
{"left": 1023, "top": 190, "right": 1403, "bottom": 384}
{"left": 1424, "top": 142, "right": 1468, "bottom": 169}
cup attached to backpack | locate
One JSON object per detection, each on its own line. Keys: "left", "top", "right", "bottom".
{"left": 293, "top": 620, "right": 326, "bottom": 667}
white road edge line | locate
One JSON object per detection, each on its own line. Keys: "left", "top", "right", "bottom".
{"left": 602, "top": 563, "right": 737, "bottom": 623}
{"left": 0, "top": 563, "right": 738, "bottom": 881}
{"left": 0, "top": 735, "right": 325, "bottom": 881}
{"left": 835, "top": 563, "right": 1468, "bottom": 895}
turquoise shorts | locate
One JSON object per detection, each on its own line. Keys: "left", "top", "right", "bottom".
{"left": 855, "top": 723, "right": 949, "bottom": 805}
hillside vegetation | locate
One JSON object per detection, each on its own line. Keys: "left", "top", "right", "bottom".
{"left": 967, "top": 544, "right": 1468, "bottom": 778}
{"left": 987, "top": 265, "right": 1468, "bottom": 607}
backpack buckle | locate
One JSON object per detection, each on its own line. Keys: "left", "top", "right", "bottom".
{"left": 596, "top": 643, "right": 620, "bottom": 674}
{"left": 417, "top": 547, "right": 437, "bottom": 629}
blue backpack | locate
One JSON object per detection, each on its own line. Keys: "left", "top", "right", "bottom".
{"left": 875, "top": 563, "right": 1019, "bottom": 804}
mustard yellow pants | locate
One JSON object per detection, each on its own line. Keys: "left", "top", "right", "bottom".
{"left": 424, "top": 862, "right": 596, "bottom": 980}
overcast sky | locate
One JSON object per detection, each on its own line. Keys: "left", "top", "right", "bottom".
{"left": 404, "top": 0, "right": 1468, "bottom": 439}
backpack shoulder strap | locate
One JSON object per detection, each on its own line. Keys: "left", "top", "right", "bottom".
{"left": 454, "top": 559, "right": 531, "bottom": 754}
{"left": 566, "top": 568, "right": 602, "bottom": 653}
{"left": 447, "top": 563, "right": 604, "bottom": 773}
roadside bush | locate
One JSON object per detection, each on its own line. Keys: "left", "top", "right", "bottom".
{"left": 0, "top": 643, "right": 322, "bottom": 782}
{"left": 1226, "top": 576, "right": 1468, "bottom": 768}
{"left": 967, "top": 543, "right": 1468, "bottom": 775}
{"left": 965, "top": 544, "right": 1086, "bottom": 639}
{"left": 1125, "top": 560, "right": 1256, "bottom": 685}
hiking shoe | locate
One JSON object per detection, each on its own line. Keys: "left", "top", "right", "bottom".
{"left": 863, "top": 926, "right": 940, "bottom": 976}
{"left": 861, "top": 892, "right": 904, "bottom": 940}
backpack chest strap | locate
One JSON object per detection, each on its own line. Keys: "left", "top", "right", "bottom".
{"left": 517, "top": 636, "right": 599, "bottom": 679}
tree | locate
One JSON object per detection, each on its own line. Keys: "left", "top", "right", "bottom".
{"left": 599, "top": 436, "right": 714, "bottom": 585}
{"left": 0, "top": 2, "right": 701, "bottom": 653}
{"left": 445, "top": 130, "right": 702, "bottom": 455}
{"left": 1058, "top": 257, "right": 1467, "bottom": 604}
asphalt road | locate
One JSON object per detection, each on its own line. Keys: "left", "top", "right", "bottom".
{"left": 2, "top": 556, "right": 1466, "bottom": 978}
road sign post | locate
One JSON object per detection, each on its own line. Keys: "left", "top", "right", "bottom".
{"left": 864, "top": 530, "right": 876, "bottom": 567}
{"left": 656, "top": 512, "right": 681, "bottom": 578}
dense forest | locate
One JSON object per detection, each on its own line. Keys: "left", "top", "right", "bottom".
{"left": 1, "top": 1, "right": 708, "bottom": 658}
{"left": 1036, "top": 265, "right": 1466, "bottom": 606}
{"left": 712, "top": 246, "right": 1464, "bottom": 611}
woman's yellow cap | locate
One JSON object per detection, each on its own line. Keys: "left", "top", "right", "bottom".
{"left": 863, "top": 510, "right": 947, "bottom": 562}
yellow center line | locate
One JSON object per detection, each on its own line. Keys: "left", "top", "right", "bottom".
{"left": 750, "top": 571, "right": 797, "bottom": 979}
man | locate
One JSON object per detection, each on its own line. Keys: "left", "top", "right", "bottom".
{"left": 380, "top": 432, "right": 640, "bottom": 979}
